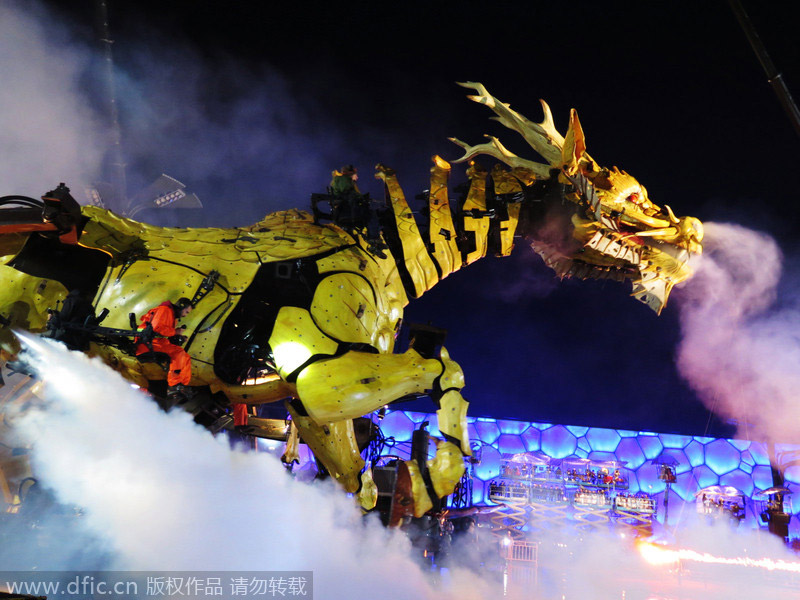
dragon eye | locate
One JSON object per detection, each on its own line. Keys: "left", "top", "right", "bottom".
{"left": 627, "top": 192, "right": 642, "bottom": 205}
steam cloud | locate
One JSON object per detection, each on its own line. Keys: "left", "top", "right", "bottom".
{"left": 676, "top": 222, "right": 800, "bottom": 445}
{"left": 11, "top": 335, "right": 492, "bottom": 599}
{"left": 0, "top": 2, "right": 104, "bottom": 194}
{"left": 11, "top": 336, "right": 800, "bottom": 600}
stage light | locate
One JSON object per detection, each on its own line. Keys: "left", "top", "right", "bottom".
{"left": 154, "top": 188, "right": 186, "bottom": 207}
{"left": 126, "top": 174, "right": 202, "bottom": 217}
{"left": 86, "top": 187, "right": 104, "bottom": 207}
{"left": 272, "top": 341, "right": 312, "bottom": 375}
{"left": 242, "top": 373, "right": 281, "bottom": 386}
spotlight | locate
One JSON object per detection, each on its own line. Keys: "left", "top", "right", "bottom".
{"left": 85, "top": 187, "right": 104, "bottom": 207}
{"left": 126, "top": 174, "right": 202, "bottom": 217}
{"left": 154, "top": 188, "right": 186, "bottom": 207}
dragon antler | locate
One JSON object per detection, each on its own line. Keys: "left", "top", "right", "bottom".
{"left": 448, "top": 134, "right": 552, "bottom": 178}
{"left": 451, "top": 81, "right": 593, "bottom": 178}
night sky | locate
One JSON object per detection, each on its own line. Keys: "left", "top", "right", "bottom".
{"left": 40, "top": 1, "right": 800, "bottom": 437}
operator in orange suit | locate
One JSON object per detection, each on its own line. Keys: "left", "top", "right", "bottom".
{"left": 135, "top": 298, "right": 193, "bottom": 393}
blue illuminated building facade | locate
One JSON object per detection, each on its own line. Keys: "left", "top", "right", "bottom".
{"left": 379, "top": 410, "right": 800, "bottom": 530}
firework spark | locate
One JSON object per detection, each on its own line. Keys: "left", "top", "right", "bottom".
{"left": 638, "top": 541, "right": 800, "bottom": 574}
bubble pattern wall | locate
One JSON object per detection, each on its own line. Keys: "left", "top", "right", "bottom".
{"left": 378, "top": 410, "right": 800, "bottom": 529}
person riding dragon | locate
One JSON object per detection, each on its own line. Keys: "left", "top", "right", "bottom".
{"left": 0, "top": 83, "right": 703, "bottom": 519}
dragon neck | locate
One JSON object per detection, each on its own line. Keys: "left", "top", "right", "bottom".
{"left": 375, "top": 157, "right": 527, "bottom": 301}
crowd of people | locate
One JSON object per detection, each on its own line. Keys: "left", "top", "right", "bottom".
{"left": 499, "top": 463, "right": 562, "bottom": 481}
{"left": 614, "top": 492, "right": 656, "bottom": 513}
{"left": 529, "top": 484, "right": 568, "bottom": 503}
{"left": 490, "top": 460, "right": 656, "bottom": 514}
{"left": 489, "top": 481, "right": 530, "bottom": 501}
{"left": 573, "top": 488, "right": 611, "bottom": 507}
{"left": 699, "top": 494, "right": 745, "bottom": 520}
{"left": 498, "top": 462, "right": 630, "bottom": 490}
{"left": 489, "top": 479, "right": 657, "bottom": 516}
{"left": 564, "top": 467, "right": 627, "bottom": 488}
{"left": 488, "top": 481, "right": 568, "bottom": 504}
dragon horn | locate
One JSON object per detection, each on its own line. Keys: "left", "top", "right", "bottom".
{"left": 456, "top": 82, "right": 565, "bottom": 166}
{"left": 561, "top": 109, "right": 586, "bottom": 175}
{"left": 664, "top": 205, "right": 681, "bottom": 224}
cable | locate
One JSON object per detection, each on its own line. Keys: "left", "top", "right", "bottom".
{"left": 0, "top": 195, "right": 43, "bottom": 209}
{"left": 703, "top": 391, "right": 720, "bottom": 439}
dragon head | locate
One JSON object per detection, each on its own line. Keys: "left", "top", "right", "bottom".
{"left": 450, "top": 82, "right": 703, "bottom": 313}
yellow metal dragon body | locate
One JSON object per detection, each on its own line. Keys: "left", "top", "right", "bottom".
{"left": 0, "top": 84, "right": 703, "bottom": 518}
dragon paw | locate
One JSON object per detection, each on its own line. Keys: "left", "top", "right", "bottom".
{"left": 405, "top": 440, "right": 466, "bottom": 518}
{"left": 357, "top": 467, "right": 378, "bottom": 511}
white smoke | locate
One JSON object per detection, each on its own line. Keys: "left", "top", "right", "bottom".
{"left": 0, "top": 2, "right": 105, "bottom": 194}
{"left": 675, "top": 222, "right": 800, "bottom": 445}
{"left": 11, "top": 335, "right": 800, "bottom": 600}
{"left": 12, "top": 335, "right": 492, "bottom": 599}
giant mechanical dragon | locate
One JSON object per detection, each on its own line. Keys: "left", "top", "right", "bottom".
{"left": 0, "top": 83, "right": 703, "bottom": 519}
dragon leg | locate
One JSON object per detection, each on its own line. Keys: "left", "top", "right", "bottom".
{"left": 291, "top": 346, "right": 470, "bottom": 515}
{"left": 284, "top": 405, "right": 377, "bottom": 510}
{"left": 284, "top": 405, "right": 362, "bottom": 491}
{"left": 407, "top": 347, "right": 470, "bottom": 517}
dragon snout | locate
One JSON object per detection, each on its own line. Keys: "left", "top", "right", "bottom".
{"left": 679, "top": 216, "right": 704, "bottom": 254}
